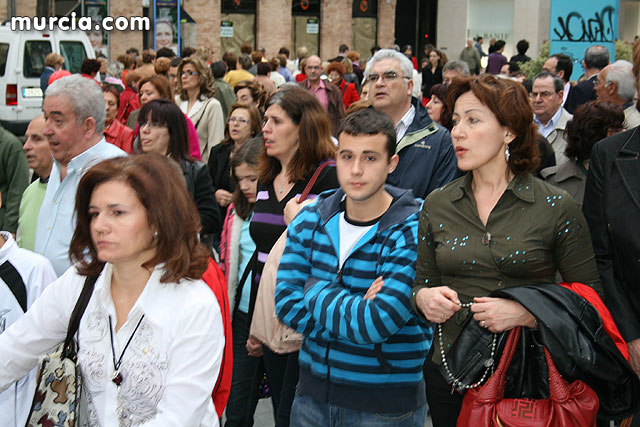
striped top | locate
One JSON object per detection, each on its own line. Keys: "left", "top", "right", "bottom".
{"left": 247, "top": 165, "right": 338, "bottom": 318}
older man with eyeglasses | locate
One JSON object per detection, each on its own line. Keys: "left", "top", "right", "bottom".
{"left": 532, "top": 71, "right": 573, "bottom": 164}
{"left": 365, "top": 49, "right": 457, "bottom": 200}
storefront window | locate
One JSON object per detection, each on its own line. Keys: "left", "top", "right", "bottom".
{"left": 352, "top": 0, "right": 377, "bottom": 62}
{"left": 221, "top": 0, "right": 257, "bottom": 54}
{"left": 292, "top": 0, "right": 320, "bottom": 57}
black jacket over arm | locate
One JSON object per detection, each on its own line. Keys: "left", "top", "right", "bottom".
{"left": 182, "top": 159, "right": 221, "bottom": 236}
{"left": 583, "top": 127, "right": 640, "bottom": 343}
{"left": 495, "top": 285, "right": 639, "bottom": 420}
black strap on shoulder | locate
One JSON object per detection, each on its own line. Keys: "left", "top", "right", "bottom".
{"left": 62, "top": 275, "right": 99, "bottom": 358}
{"left": 234, "top": 250, "right": 258, "bottom": 315}
{"left": 0, "top": 261, "right": 27, "bottom": 313}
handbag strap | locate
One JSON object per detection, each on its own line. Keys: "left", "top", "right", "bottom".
{"left": 299, "top": 160, "right": 335, "bottom": 202}
{"left": 62, "top": 275, "right": 99, "bottom": 358}
{"left": 491, "top": 326, "right": 522, "bottom": 399}
{"left": 544, "top": 346, "right": 571, "bottom": 401}
{"left": 0, "top": 260, "right": 27, "bottom": 313}
{"left": 488, "top": 327, "right": 570, "bottom": 401}
{"left": 234, "top": 249, "right": 258, "bottom": 314}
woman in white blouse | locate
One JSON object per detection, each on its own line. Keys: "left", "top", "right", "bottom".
{"left": 176, "top": 57, "right": 225, "bottom": 163}
{"left": 0, "top": 154, "right": 224, "bottom": 426}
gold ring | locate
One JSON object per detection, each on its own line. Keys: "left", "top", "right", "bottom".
{"left": 441, "top": 313, "right": 445, "bottom": 319}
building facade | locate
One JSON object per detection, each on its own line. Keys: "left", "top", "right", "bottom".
{"left": 3, "top": 0, "right": 397, "bottom": 62}
{"left": 3, "top": 0, "right": 638, "bottom": 64}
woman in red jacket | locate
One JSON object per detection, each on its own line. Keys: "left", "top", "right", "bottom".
{"left": 102, "top": 84, "right": 134, "bottom": 153}
{"left": 326, "top": 62, "right": 360, "bottom": 109}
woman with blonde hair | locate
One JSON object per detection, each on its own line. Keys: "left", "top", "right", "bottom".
{"left": 177, "top": 57, "right": 225, "bottom": 162}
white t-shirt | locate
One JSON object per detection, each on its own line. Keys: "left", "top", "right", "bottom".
{"left": 0, "top": 263, "right": 224, "bottom": 427}
{"left": 337, "top": 199, "right": 384, "bottom": 268}
{"left": 0, "top": 231, "right": 56, "bottom": 427}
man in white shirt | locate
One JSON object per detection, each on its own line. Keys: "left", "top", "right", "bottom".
{"left": 595, "top": 60, "right": 640, "bottom": 130}
{"left": 35, "top": 75, "right": 125, "bottom": 276}
{"left": 532, "top": 71, "right": 573, "bottom": 164}
{"left": 0, "top": 194, "right": 57, "bottom": 427}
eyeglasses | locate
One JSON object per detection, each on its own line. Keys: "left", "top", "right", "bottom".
{"left": 180, "top": 70, "right": 200, "bottom": 78}
{"left": 139, "top": 121, "right": 166, "bottom": 129}
{"left": 228, "top": 117, "right": 249, "bottom": 125}
{"left": 366, "top": 71, "right": 409, "bottom": 84}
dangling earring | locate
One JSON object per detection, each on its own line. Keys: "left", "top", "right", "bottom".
{"left": 505, "top": 144, "right": 510, "bottom": 162}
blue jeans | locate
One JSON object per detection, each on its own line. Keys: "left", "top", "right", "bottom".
{"left": 290, "top": 392, "right": 427, "bottom": 427}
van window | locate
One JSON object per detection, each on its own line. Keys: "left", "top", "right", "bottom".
{"left": 0, "top": 43, "right": 8, "bottom": 77}
{"left": 60, "top": 41, "right": 87, "bottom": 74}
{"left": 24, "top": 40, "right": 52, "bottom": 78}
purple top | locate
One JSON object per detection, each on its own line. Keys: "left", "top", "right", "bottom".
{"left": 487, "top": 52, "right": 507, "bottom": 75}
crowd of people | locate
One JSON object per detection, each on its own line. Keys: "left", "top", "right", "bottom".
{"left": 0, "top": 35, "right": 639, "bottom": 427}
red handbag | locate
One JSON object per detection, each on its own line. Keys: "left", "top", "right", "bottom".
{"left": 457, "top": 327, "right": 600, "bottom": 427}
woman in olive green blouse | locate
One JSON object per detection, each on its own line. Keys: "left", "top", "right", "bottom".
{"left": 411, "top": 75, "right": 601, "bottom": 427}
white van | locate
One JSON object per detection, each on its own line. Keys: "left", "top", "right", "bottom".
{"left": 0, "top": 22, "right": 95, "bottom": 135}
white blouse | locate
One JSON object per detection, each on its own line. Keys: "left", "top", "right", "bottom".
{"left": 0, "top": 263, "right": 224, "bottom": 427}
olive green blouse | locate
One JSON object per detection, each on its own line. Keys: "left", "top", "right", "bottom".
{"left": 410, "top": 172, "right": 601, "bottom": 364}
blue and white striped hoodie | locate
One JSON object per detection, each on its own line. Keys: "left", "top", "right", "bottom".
{"left": 275, "top": 185, "right": 433, "bottom": 414}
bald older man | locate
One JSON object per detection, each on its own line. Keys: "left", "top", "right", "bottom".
{"left": 459, "top": 39, "right": 481, "bottom": 75}
{"left": 298, "top": 55, "right": 344, "bottom": 135}
{"left": 17, "top": 116, "right": 52, "bottom": 251}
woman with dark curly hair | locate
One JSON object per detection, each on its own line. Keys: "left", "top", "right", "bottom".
{"left": 326, "top": 61, "right": 360, "bottom": 108}
{"left": 411, "top": 75, "right": 601, "bottom": 426}
{"left": 541, "top": 101, "right": 624, "bottom": 206}
{"left": 427, "top": 83, "right": 452, "bottom": 130}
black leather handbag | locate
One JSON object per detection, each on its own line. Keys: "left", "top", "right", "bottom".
{"left": 439, "top": 316, "right": 550, "bottom": 398}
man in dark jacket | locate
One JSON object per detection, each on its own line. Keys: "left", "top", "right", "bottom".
{"left": 565, "top": 45, "right": 610, "bottom": 114}
{"left": 0, "top": 126, "right": 29, "bottom": 235}
{"left": 365, "top": 49, "right": 458, "bottom": 200}
{"left": 583, "top": 126, "right": 640, "bottom": 384}
{"left": 298, "top": 55, "right": 345, "bottom": 136}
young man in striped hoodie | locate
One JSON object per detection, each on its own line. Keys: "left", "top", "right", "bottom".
{"left": 275, "top": 109, "right": 433, "bottom": 426}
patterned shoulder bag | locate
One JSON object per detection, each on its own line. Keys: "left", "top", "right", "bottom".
{"left": 25, "top": 275, "right": 98, "bottom": 427}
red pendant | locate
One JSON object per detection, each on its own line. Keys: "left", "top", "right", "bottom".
{"left": 112, "top": 372, "right": 123, "bottom": 386}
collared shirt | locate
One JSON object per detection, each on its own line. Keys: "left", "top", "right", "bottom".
{"left": 0, "top": 232, "right": 56, "bottom": 427}
{"left": 34, "top": 139, "right": 125, "bottom": 276}
{"left": 306, "top": 79, "right": 329, "bottom": 112}
{"left": 411, "top": 173, "right": 601, "bottom": 363}
{"left": 179, "top": 97, "right": 205, "bottom": 119}
{"left": 623, "top": 103, "right": 640, "bottom": 130}
{"left": 0, "top": 263, "right": 223, "bottom": 427}
{"left": 534, "top": 106, "right": 564, "bottom": 138}
{"left": 17, "top": 178, "right": 48, "bottom": 251}
{"left": 562, "top": 81, "right": 571, "bottom": 106}
{"left": 395, "top": 105, "right": 416, "bottom": 143}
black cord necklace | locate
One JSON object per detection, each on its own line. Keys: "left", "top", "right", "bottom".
{"left": 108, "top": 314, "right": 145, "bottom": 387}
